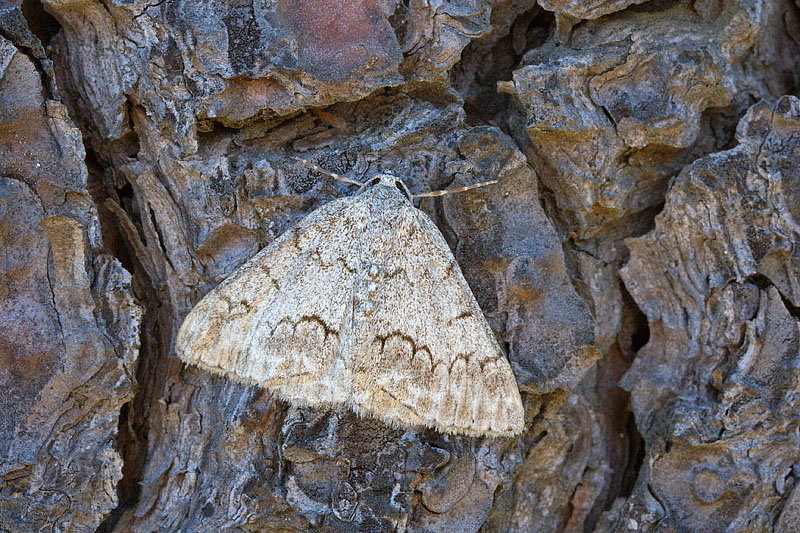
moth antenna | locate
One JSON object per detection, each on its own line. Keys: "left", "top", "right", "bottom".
{"left": 293, "top": 157, "right": 365, "bottom": 187}
{"left": 413, "top": 180, "right": 498, "bottom": 199}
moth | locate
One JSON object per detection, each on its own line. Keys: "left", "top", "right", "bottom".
{"left": 176, "top": 158, "right": 524, "bottom": 437}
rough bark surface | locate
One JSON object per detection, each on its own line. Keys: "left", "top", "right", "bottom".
{"left": 0, "top": 6, "right": 141, "bottom": 531}
{"left": 0, "top": 0, "right": 798, "bottom": 531}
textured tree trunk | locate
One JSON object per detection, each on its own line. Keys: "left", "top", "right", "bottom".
{"left": 1, "top": 0, "right": 799, "bottom": 531}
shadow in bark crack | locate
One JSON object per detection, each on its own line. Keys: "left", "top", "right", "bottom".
{"left": 452, "top": 3, "right": 554, "bottom": 129}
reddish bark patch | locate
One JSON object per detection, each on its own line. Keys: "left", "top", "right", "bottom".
{"left": 278, "top": 0, "right": 401, "bottom": 80}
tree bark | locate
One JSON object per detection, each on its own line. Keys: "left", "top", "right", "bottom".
{"left": 1, "top": 0, "right": 799, "bottom": 531}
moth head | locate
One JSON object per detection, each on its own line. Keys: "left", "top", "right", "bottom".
{"left": 292, "top": 158, "right": 498, "bottom": 203}
{"left": 366, "top": 173, "right": 413, "bottom": 200}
